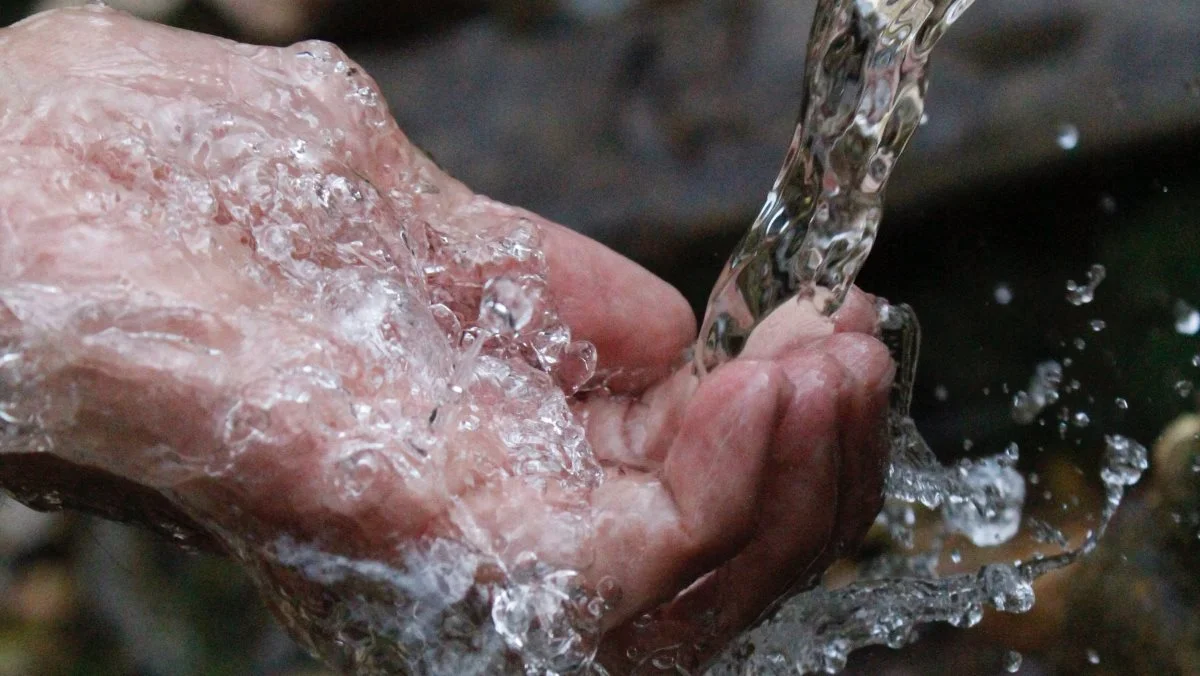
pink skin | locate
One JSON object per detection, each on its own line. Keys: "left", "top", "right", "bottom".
{"left": 0, "top": 7, "right": 894, "bottom": 672}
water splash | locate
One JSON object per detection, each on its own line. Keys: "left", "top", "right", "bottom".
{"left": 696, "top": 0, "right": 977, "bottom": 373}
{"left": 1065, "top": 264, "right": 1107, "bottom": 306}
{"left": 1003, "top": 650, "right": 1023, "bottom": 673}
{"left": 1011, "top": 361, "right": 1065, "bottom": 425}
{"left": 1174, "top": 299, "right": 1200, "bottom": 335}
{"left": 1055, "top": 124, "right": 1080, "bottom": 151}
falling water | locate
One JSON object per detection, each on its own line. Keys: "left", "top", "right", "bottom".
{"left": 696, "top": 0, "right": 977, "bottom": 373}
{"left": 688, "top": 0, "right": 1150, "bottom": 673}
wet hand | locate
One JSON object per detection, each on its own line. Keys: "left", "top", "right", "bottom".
{"left": 0, "top": 7, "right": 894, "bottom": 672}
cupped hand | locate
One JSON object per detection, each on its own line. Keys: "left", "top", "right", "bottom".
{"left": 0, "top": 7, "right": 894, "bottom": 673}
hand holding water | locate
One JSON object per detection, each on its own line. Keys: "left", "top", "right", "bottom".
{"left": 0, "top": 8, "right": 894, "bottom": 673}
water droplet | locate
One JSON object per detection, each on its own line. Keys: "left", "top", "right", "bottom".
{"left": 1176, "top": 380, "right": 1195, "bottom": 398}
{"left": 994, "top": 283, "right": 1013, "bottom": 305}
{"left": 1114, "top": 397, "right": 1129, "bottom": 410}
{"left": 1098, "top": 193, "right": 1117, "bottom": 214}
{"left": 1074, "top": 337, "right": 1087, "bottom": 351}
{"left": 1065, "top": 264, "right": 1106, "bottom": 306}
{"left": 1100, "top": 435, "right": 1148, "bottom": 487}
{"left": 949, "top": 548, "right": 962, "bottom": 564}
{"left": 934, "top": 385, "right": 949, "bottom": 401}
{"left": 1012, "top": 361, "right": 1063, "bottom": 425}
{"left": 1174, "top": 300, "right": 1200, "bottom": 335}
{"left": 479, "top": 276, "right": 541, "bottom": 335}
{"left": 1004, "top": 649, "right": 1024, "bottom": 673}
{"left": 1089, "top": 319, "right": 1106, "bottom": 332}
{"left": 1192, "top": 354, "right": 1200, "bottom": 368}
{"left": 1072, "top": 411, "right": 1090, "bottom": 428}
{"left": 1086, "top": 648, "right": 1101, "bottom": 664}
{"left": 1056, "top": 124, "right": 1080, "bottom": 150}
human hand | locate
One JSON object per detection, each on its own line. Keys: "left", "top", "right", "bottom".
{"left": 0, "top": 7, "right": 894, "bottom": 673}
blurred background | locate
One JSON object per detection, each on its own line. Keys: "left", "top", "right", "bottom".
{"left": 1, "top": 0, "right": 1198, "bottom": 674}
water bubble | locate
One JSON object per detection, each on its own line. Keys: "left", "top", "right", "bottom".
{"left": 1072, "top": 411, "right": 1090, "bottom": 428}
{"left": 1174, "top": 300, "right": 1200, "bottom": 335}
{"left": 981, "top": 564, "right": 1035, "bottom": 613}
{"left": 944, "top": 460, "right": 1026, "bottom": 546}
{"left": 1012, "top": 361, "right": 1064, "bottom": 425}
{"left": 1065, "top": 264, "right": 1106, "bottom": 306}
{"left": 1003, "top": 649, "right": 1024, "bottom": 673}
{"left": 479, "top": 276, "right": 541, "bottom": 335}
{"left": 934, "top": 385, "right": 949, "bottom": 401}
{"left": 1176, "top": 380, "right": 1195, "bottom": 398}
{"left": 1098, "top": 194, "right": 1117, "bottom": 214}
{"left": 1100, "top": 435, "right": 1149, "bottom": 487}
{"left": 1192, "top": 354, "right": 1200, "bottom": 368}
{"left": 1073, "top": 337, "right": 1087, "bottom": 351}
{"left": 1086, "top": 648, "right": 1101, "bottom": 664}
{"left": 1114, "top": 397, "right": 1129, "bottom": 410}
{"left": 993, "top": 283, "right": 1013, "bottom": 305}
{"left": 1055, "top": 124, "right": 1080, "bottom": 150}
{"left": 1089, "top": 319, "right": 1106, "bottom": 332}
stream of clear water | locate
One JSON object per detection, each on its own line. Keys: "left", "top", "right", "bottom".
{"left": 691, "top": 0, "right": 1149, "bottom": 673}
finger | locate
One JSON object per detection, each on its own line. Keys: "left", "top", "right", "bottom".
{"left": 580, "top": 287, "right": 877, "bottom": 469}
{"left": 601, "top": 334, "right": 894, "bottom": 669}
{"left": 738, "top": 285, "right": 880, "bottom": 361}
{"left": 538, "top": 219, "right": 697, "bottom": 393}
{"left": 831, "top": 286, "right": 881, "bottom": 337}
{"left": 820, "top": 333, "right": 894, "bottom": 548}
{"left": 585, "top": 359, "right": 789, "bottom": 625}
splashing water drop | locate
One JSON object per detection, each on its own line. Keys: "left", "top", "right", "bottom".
{"left": 1099, "top": 435, "right": 1149, "bottom": 487}
{"left": 1065, "top": 264, "right": 1106, "bottom": 306}
{"left": 1003, "top": 649, "right": 1024, "bottom": 673}
{"left": 1174, "top": 299, "right": 1200, "bottom": 335}
{"left": 943, "top": 460, "right": 1026, "bottom": 546}
{"left": 1012, "top": 361, "right": 1064, "bottom": 425}
{"left": 1056, "top": 124, "right": 1080, "bottom": 150}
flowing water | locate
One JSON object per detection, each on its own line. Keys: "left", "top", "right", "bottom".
{"left": 696, "top": 0, "right": 977, "bottom": 373}
{"left": 691, "top": 0, "right": 1148, "bottom": 673}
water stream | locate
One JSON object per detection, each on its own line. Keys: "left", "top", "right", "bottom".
{"left": 691, "top": 0, "right": 1149, "bottom": 673}
{"left": 696, "top": 0, "right": 974, "bottom": 373}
